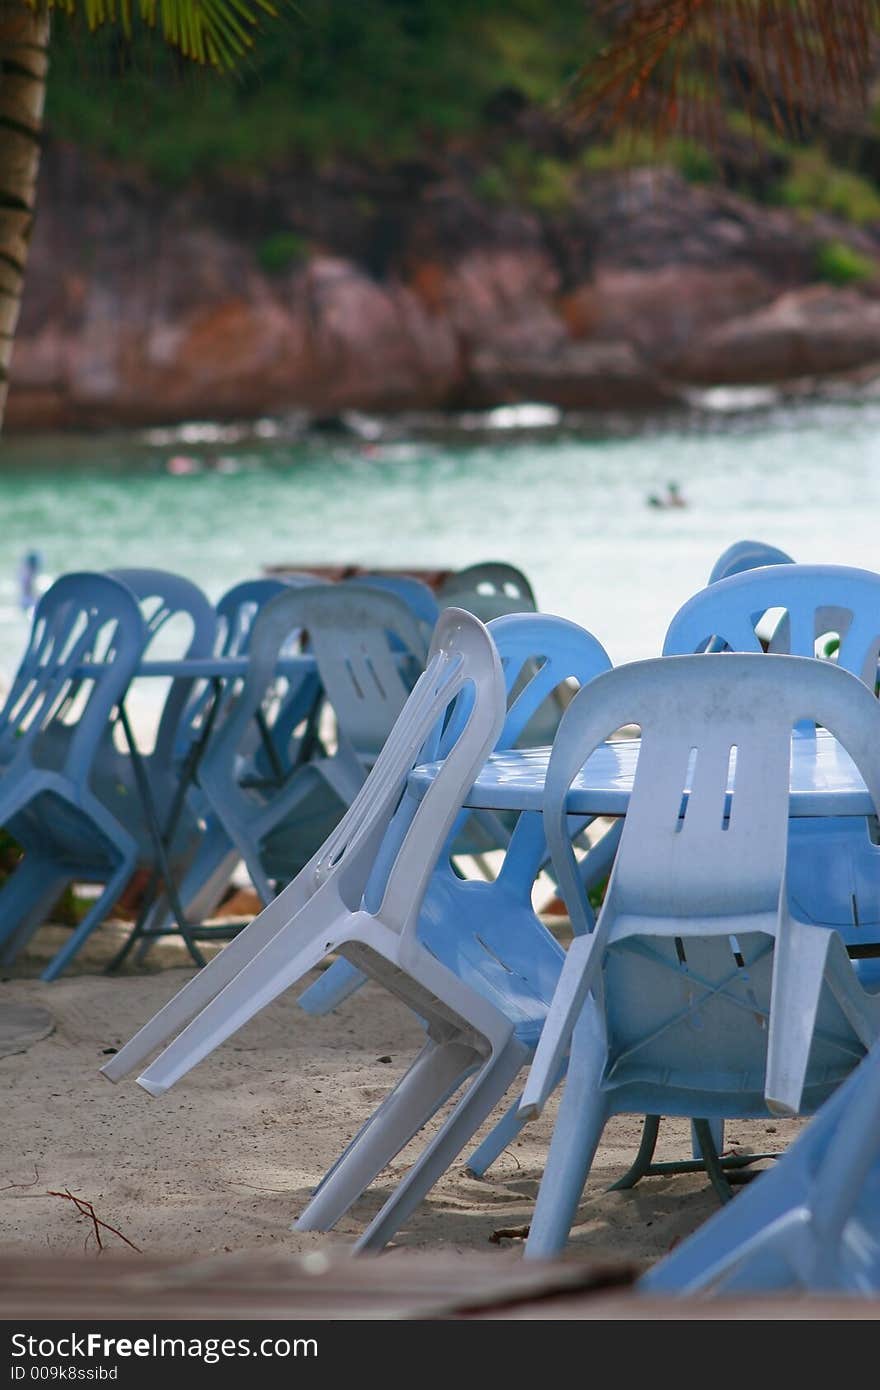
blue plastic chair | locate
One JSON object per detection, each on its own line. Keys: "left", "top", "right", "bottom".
{"left": 129, "top": 574, "right": 325, "bottom": 958}
{"left": 641, "top": 1036, "right": 880, "bottom": 1295}
{"left": 519, "top": 654, "right": 880, "bottom": 1258}
{"left": 0, "top": 573, "right": 147, "bottom": 979}
{"left": 438, "top": 561, "right": 538, "bottom": 622}
{"left": 108, "top": 568, "right": 218, "bottom": 768}
{"left": 345, "top": 575, "right": 439, "bottom": 644}
{"left": 162, "top": 583, "right": 427, "bottom": 915}
{"left": 665, "top": 563, "right": 880, "bottom": 989}
{"left": 224, "top": 573, "right": 325, "bottom": 787}
{"left": 708, "top": 540, "right": 795, "bottom": 584}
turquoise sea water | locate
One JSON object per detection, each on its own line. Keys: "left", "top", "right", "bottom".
{"left": 1, "top": 397, "right": 879, "bottom": 685}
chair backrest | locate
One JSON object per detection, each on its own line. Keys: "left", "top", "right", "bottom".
{"left": 440, "top": 561, "right": 536, "bottom": 605}
{"left": 541, "top": 655, "right": 880, "bottom": 1116}
{"left": 108, "top": 568, "right": 217, "bottom": 766}
{"left": 0, "top": 572, "right": 146, "bottom": 779}
{"left": 664, "top": 565, "right": 880, "bottom": 687}
{"left": 708, "top": 540, "right": 795, "bottom": 584}
{"left": 346, "top": 575, "right": 439, "bottom": 637}
{"left": 491, "top": 611, "right": 610, "bottom": 749}
{"left": 544, "top": 654, "right": 880, "bottom": 932}
{"left": 264, "top": 608, "right": 506, "bottom": 941}
{"left": 296, "top": 585, "right": 429, "bottom": 761}
{"left": 438, "top": 561, "right": 537, "bottom": 622}
{"left": 198, "top": 582, "right": 427, "bottom": 814}
{"left": 215, "top": 577, "right": 293, "bottom": 658}
{"left": 437, "top": 612, "right": 612, "bottom": 757}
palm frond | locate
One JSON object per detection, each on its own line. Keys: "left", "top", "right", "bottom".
{"left": 24, "top": 0, "right": 279, "bottom": 70}
{"left": 580, "top": 1, "right": 880, "bottom": 139}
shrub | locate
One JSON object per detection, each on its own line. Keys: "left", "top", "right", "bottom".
{"left": 257, "top": 232, "right": 309, "bottom": 275}
{"left": 815, "top": 240, "right": 876, "bottom": 286}
{"left": 582, "top": 133, "right": 716, "bottom": 184}
{"left": 779, "top": 152, "right": 880, "bottom": 225}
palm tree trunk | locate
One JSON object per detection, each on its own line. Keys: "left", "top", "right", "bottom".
{"left": 0, "top": 1, "right": 49, "bottom": 430}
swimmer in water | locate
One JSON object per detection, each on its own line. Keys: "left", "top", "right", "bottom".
{"left": 647, "top": 481, "right": 687, "bottom": 509}
{"left": 17, "top": 550, "right": 43, "bottom": 613}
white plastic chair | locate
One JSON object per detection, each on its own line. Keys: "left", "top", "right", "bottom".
{"left": 101, "top": 610, "right": 566, "bottom": 1250}
{"left": 519, "top": 653, "right": 880, "bottom": 1258}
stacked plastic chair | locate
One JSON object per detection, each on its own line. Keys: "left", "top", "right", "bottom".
{"left": 438, "top": 561, "right": 537, "bottom": 622}
{"left": 0, "top": 573, "right": 147, "bottom": 979}
{"left": 665, "top": 564, "right": 880, "bottom": 990}
{"left": 518, "top": 654, "right": 880, "bottom": 1257}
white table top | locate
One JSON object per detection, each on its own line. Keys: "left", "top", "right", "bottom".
{"left": 409, "top": 728, "right": 874, "bottom": 818}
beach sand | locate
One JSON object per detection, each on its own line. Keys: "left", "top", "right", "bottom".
{"left": 0, "top": 919, "right": 806, "bottom": 1274}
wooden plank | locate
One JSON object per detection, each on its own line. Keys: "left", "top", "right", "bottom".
{"left": 2, "top": 1251, "right": 877, "bottom": 1319}
{"left": 0, "top": 1250, "right": 632, "bottom": 1321}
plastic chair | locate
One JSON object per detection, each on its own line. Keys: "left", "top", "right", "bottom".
{"left": 103, "top": 610, "right": 565, "bottom": 1250}
{"left": 0, "top": 573, "right": 147, "bottom": 978}
{"left": 641, "top": 1036, "right": 880, "bottom": 1295}
{"left": 438, "top": 561, "right": 537, "bottom": 623}
{"left": 708, "top": 540, "right": 795, "bottom": 584}
{"left": 297, "top": 611, "right": 616, "bottom": 1020}
{"left": 291, "top": 612, "right": 618, "bottom": 1187}
{"left": 518, "top": 654, "right": 880, "bottom": 1258}
{"left": 345, "top": 575, "right": 439, "bottom": 645}
{"left": 108, "top": 568, "right": 218, "bottom": 769}
{"left": 128, "top": 574, "right": 324, "bottom": 958}
{"left": 155, "top": 583, "right": 427, "bottom": 916}
{"left": 664, "top": 563, "right": 880, "bottom": 988}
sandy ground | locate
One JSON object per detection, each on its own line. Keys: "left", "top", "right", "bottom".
{"left": 0, "top": 918, "right": 806, "bottom": 1274}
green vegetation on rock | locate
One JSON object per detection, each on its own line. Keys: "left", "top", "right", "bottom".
{"left": 815, "top": 239, "right": 876, "bottom": 285}
{"left": 778, "top": 151, "right": 880, "bottom": 224}
{"left": 257, "top": 231, "right": 309, "bottom": 274}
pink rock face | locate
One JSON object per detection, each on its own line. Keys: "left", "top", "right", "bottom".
{"left": 7, "top": 148, "right": 880, "bottom": 429}
{"left": 669, "top": 286, "right": 880, "bottom": 383}
{"left": 565, "top": 266, "right": 778, "bottom": 365}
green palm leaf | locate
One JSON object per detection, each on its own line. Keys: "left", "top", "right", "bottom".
{"left": 24, "top": 0, "right": 279, "bottom": 70}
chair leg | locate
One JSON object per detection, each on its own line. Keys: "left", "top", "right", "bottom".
{"left": 101, "top": 878, "right": 318, "bottom": 1082}
{"left": 0, "top": 859, "right": 69, "bottom": 964}
{"left": 355, "top": 1036, "right": 527, "bottom": 1253}
{"left": 297, "top": 958, "right": 368, "bottom": 1016}
{"left": 464, "top": 1059, "right": 566, "bottom": 1177}
{"left": 121, "top": 840, "right": 241, "bottom": 967}
{"left": 767, "top": 918, "right": 835, "bottom": 1115}
{"left": 524, "top": 1001, "right": 609, "bottom": 1259}
{"left": 134, "top": 912, "right": 336, "bottom": 1094}
{"left": 41, "top": 859, "right": 136, "bottom": 982}
{"left": 692, "top": 1117, "right": 724, "bottom": 1162}
{"left": 143, "top": 837, "right": 239, "bottom": 936}
{"left": 296, "top": 1037, "right": 479, "bottom": 1231}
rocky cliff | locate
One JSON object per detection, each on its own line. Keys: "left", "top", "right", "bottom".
{"left": 9, "top": 140, "right": 880, "bottom": 431}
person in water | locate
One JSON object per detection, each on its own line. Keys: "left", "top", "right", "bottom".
{"left": 647, "top": 481, "right": 687, "bottom": 509}
{"left": 17, "top": 550, "right": 42, "bottom": 612}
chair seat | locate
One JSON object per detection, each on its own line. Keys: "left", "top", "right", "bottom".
{"left": 418, "top": 873, "right": 563, "bottom": 1038}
